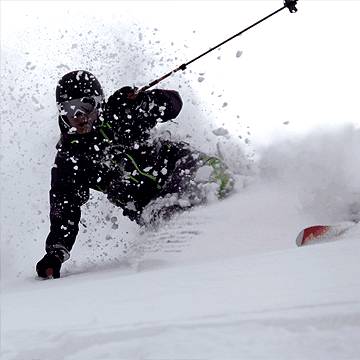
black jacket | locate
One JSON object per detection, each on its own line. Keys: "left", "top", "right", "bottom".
{"left": 45, "top": 88, "right": 192, "bottom": 259}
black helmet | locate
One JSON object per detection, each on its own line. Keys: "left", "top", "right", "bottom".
{"left": 56, "top": 70, "right": 104, "bottom": 104}
{"left": 56, "top": 70, "right": 104, "bottom": 132}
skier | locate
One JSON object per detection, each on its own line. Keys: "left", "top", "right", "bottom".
{"left": 36, "top": 70, "right": 234, "bottom": 278}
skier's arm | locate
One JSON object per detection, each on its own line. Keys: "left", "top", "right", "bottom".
{"left": 146, "top": 89, "right": 183, "bottom": 122}
{"left": 106, "top": 86, "right": 183, "bottom": 125}
{"left": 45, "top": 151, "right": 89, "bottom": 262}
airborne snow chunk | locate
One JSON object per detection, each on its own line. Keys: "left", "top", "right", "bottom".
{"left": 212, "top": 127, "right": 229, "bottom": 136}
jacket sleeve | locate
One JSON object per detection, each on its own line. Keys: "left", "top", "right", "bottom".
{"left": 146, "top": 89, "right": 183, "bottom": 122}
{"left": 106, "top": 88, "right": 182, "bottom": 124}
{"left": 45, "top": 150, "right": 89, "bottom": 262}
{"left": 103, "top": 88, "right": 183, "bottom": 145}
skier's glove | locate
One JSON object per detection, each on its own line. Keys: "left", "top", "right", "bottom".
{"left": 36, "top": 253, "right": 62, "bottom": 279}
{"left": 106, "top": 86, "right": 149, "bottom": 121}
{"left": 118, "top": 86, "right": 140, "bottom": 101}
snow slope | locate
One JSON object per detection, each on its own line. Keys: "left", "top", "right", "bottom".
{"left": 2, "top": 191, "right": 360, "bottom": 359}
{"left": 1, "top": 2, "right": 360, "bottom": 359}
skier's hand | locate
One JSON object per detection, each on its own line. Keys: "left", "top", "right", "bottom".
{"left": 36, "top": 253, "right": 62, "bottom": 279}
{"left": 106, "top": 86, "right": 147, "bottom": 119}
{"left": 118, "top": 86, "right": 139, "bottom": 100}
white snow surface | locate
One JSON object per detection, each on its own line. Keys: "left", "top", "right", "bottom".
{"left": 1, "top": 2, "right": 360, "bottom": 359}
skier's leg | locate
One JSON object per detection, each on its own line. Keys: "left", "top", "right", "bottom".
{"left": 139, "top": 144, "right": 235, "bottom": 226}
{"left": 193, "top": 155, "right": 235, "bottom": 201}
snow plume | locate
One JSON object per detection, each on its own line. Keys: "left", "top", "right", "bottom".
{"left": 0, "top": 6, "right": 253, "bottom": 283}
{"left": 258, "top": 124, "right": 360, "bottom": 224}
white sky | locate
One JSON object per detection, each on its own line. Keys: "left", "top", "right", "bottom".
{"left": 1, "top": 1, "right": 359, "bottom": 146}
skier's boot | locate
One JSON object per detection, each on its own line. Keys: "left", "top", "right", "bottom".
{"left": 36, "top": 253, "right": 62, "bottom": 279}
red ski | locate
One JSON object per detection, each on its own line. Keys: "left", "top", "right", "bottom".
{"left": 296, "top": 222, "right": 357, "bottom": 246}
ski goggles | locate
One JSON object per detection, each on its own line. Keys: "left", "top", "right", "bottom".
{"left": 58, "top": 95, "right": 102, "bottom": 118}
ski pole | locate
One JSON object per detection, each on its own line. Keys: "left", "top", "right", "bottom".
{"left": 140, "top": 0, "right": 298, "bottom": 92}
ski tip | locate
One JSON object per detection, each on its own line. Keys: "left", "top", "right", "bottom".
{"left": 296, "top": 229, "right": 305, "bottom": 247}
{"left": 295, "top": 225, "right": 333, "bottom": 247}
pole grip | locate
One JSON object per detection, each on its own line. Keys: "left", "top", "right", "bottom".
{"left": 284, "top": 0, "right": 298, "bottom": 13}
